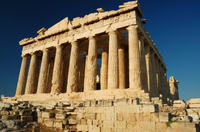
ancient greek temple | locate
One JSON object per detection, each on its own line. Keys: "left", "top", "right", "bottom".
{"left": 15, "top": 1, "right": 179, "bottom": 102}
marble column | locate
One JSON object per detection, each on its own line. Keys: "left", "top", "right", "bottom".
{"left": 84, "top": 55, "right": 88, "bottom": 92}
{"left": 85, "top": 36, "right": 97, "bottom": 91}
{"left": 37, "top": 49, "right": 49, "bottom": 94}
{"left": 100, "top": 47, "right": 108, "bottom": 90}
{"left": 124, "top": 46, "right": 129, "bottom": 88}
{"left": 51, "top": 45, "right": 63, "bottom": 94}
{"left": 160, "top": 64, "right": 164, "bottom": 97}
{"left": 15, "top": 55, "right": 29, "bottom": 96}
{"left": 108, "top": 30, "right": 119, "bottom": 89}
{"left": 67, "top": 41, "right": 79, "bottom": 93}
{"left": 118, "top": 44, "right": 125, "bottom": 89}
{"left": 139, "top": 36, "right": 148, "bottom": 92}
{"left": 25, "top": 53, "right": 37, "bottom": 94}
{"left": 150, "top": 51, "right": 158, "bottom": 96}
{"left": 33, "top": 59, "right": 40, "bottom": 94}
{"left": 155, "top": 57, "right": 160, "bottom": 95}
{"left": 46, "top": 58, "right": 54, "bottom": 93}
{"left": 145, "top": 45, "right": 152, "bottom": 93}
{"left": 127, "top": 25, "right": 142, "bottom": 89}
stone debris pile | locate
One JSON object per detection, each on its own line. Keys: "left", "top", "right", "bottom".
{"left": 0, "top": 97, "right": 200, "bottom": 132}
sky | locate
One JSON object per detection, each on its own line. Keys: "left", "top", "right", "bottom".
{"left": 0, "top": 0, "right": 199, "bottom": 102}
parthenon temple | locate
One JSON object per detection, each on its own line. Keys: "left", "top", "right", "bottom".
{"left": 15, "top": 1, "right": 179, "bottom": 102}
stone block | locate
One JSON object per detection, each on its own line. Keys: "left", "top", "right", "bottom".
{"left": 77, "top": 125, "right": 88, "bottom": 131}
{"left": 159, "top": 112, "right": 169, "bottom": 122}
{"left": 173, "top": 100, "right": 186, "bottom": 108}
{"left": 101, "top": 127, "right": 112, "bottom": 132}
{"left": 114, "top": 98, "right": 126, "bottom": 106}
{"left": 89, "top": 125, "right": 100, "bottom": 132}
{"left": 95, "top": 107, "right": 104, "bottom": 113}
{"left": 189, "top": 104, "right": 200, "bottom": 108}
{"left": 115, "top": 106, "right": 127, "bottom": 113}
{"left": 96, "top": 113, "right": 101, "bottom": 120}
{"left": 1, "top": 111, "right": 10, "bottom": 115}
{"left": 44, "top": 119, "right": 54, "bottom": 127}
{"left": 134, "top": 113, "right": 143, "bottom": 122}
{"left": 84, "top": 101, "right": 91, "bottom": 107}
{"left": 115, "top": 121, "right": 126, "bottom": 128}
{"left": 113, "top": 128, "right": 126, "bottom": 132}
{"left": 127, "top": 105, "right": 139, "bottom": 113}
{"left": 9, "top": 111, "right": 19, "bottom": 116}
{"left": 150, "top": 113, "right": 159, "bottom": 122}
{"left": 0, "top": 102, "right": 11, "bottom": 108}
{"left": 123, "top": 113, "right": 134, "bottom": 122}
{"left": 132, "top": 98, "right": 140, "bottom": 105}
{"left": 21, "top": 116, "right": 33, "bottom": 122}
{"left": 68, "top": 118, "right": 77, "bottom": 125}
{"left": 62, "top": 119, "right": 68, "bottom": 125}
{"left": 37, "top": 111, "right": 42, "bottom": 117}
{"left": 65, "top": 107, "right": 75, "bottom": 111}
{"left": 139, "top": 105, "right": 155, "bottom": 113}
{"left": 19, "top": 109, "right": 32, "bottom": 116}
{"left": 80, "top": 119, "right": 87, "bottom": 125}
{"left": 1, "top": 115, "right": 13, "bottom": 120}
{"left": 93, "top": 120, "right": 99, "bottom": 126}
{"left": 155, "top": 122, "right": 167, "bottom": 131}
{"left": 140, "top": 122, "right": 155, "bottom": 131}
{"left": 42, "top": 112, "right": 55, "bottom": 118}
{"left": 91, "top": 100, "right": 98, "bottom": 107}
{"left": 171, "top": 122, "right": 196, "bottom": 129}
{"left": 84, "top": 113, "right": 96, "bottom": 120}
{"left": 55, "top": 113, "right": 67, "bottom": 119}
{"left": 116, "top": 113, "right": 123, "bottom": 121}
{"left": 54, "top": 121, "right": 63, "bottom": 129}
{"left": 87, "top": 119, "right": 93, "bottom": 125}
{"left": 103, "top": 100, "right": 113, "bottom": 107}
{"left": 97, "top": 100, "right": 104, "bottom": 107}
{"left": 105, "top": 113, "right": 116, "bottom": 120}
{"left": 103, "top": 120, "right": 114, "bottom": 128}
{"left": 104, "top": 107, "right": 115, "bottom": 113}
{"left": 126, "top": 122, "right": 140, "bottom": 129}
{"left": 143, "top": 113, "right": 150, "bottom": 122}
{"left": 37, "top": 117, "right": 44, "bottom": 123}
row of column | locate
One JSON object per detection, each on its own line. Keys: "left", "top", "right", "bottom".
{"left": 15, "top": 24, "right": 168, "bottom": 97}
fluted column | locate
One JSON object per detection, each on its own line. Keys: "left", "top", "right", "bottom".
{"left": 139, "top": 36, "right": 148, "bottom": 92}
{"left": 15, "top": 55, "right": 29, "bottom": 96}
{"left": 155, "top": 57, "right": 160, "bottom": 95}
{"left": 67, "top": 41, "right": 79, "bottom": 93}
{"left": 150, "top": 51, "right": 158, "bottom": 96}
{"left": 25, "top": 53, "right": 37, "bottom": 94}
{"left": 85, "top": 36, "right": 97, "bottom": 91}
{"left": 160, "top": 64, "right": 164, "bottom": 97}
{"left": 46, "top": 58, "right": 54, "bottom": 93}
{"left": 108, "top": 30, "right": 119, "bottom": 89}
{"left": 145, "top": 45, "right": 152, "bottom": 93}
{"left": 37, "top": 49, "right": 49, "bottom": 94}
{"left": 118, "top": 44, "right": 125, "bottom": 89}
{"left": 84, "top": 55, "right": 88, "bottom": 92}
{"left": 51, "top": 45, "right": 63, "bottom": 94}
{"left": 127, "top": 25, "right": 142, "bottom": 89}
{"left": 100, "top": 47, "right": 108, "bottom": 90}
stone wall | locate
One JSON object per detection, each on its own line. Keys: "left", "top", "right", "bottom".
{"left": 1, "top": 97, "right": 200, "bottom": 132}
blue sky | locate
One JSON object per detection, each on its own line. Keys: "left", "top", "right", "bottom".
{"left": 0, "top": 0, "right": 199, "bottom": 102}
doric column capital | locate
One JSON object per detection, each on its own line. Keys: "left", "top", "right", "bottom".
{"left": 56, "top": 44, "right": 63, "bottom": 50}
{"left": 126, "top": 25, "right": 138, "bottom": 31}
{"left": 21, "top": 54, "right": 29, "bottom": 58}
{"left": 42, "top": 48, "right": 50, "bottom": 53}
{"left": 108, "top": 30, "right": 118, "bottom": 35}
